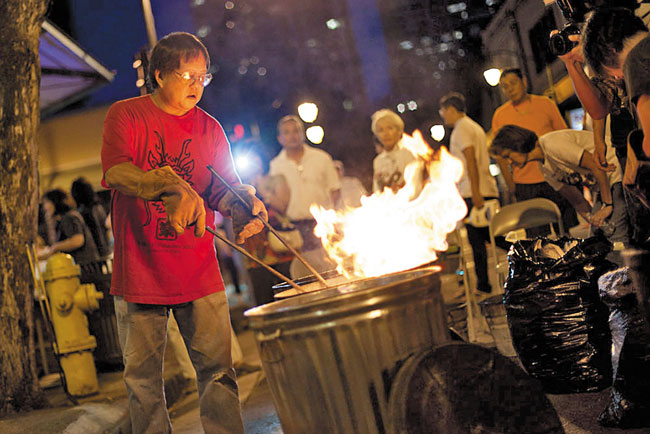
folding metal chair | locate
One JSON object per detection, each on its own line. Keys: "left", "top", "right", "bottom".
{"left": 488, "top": 198, "right": 565, "bottom": 292}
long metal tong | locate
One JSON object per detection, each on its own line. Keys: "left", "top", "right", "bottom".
{"left": 205, "top": 226, "right": 304, "bottom": 293}
{"left": 207, "top": 165, "right": 328, "bottom": 287}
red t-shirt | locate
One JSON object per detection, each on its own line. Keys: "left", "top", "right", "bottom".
{"left": 101, "top": 95, "right": 239, "bottom": 304}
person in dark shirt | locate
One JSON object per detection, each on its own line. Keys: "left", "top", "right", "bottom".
{"left": 40, "top": 188, "right": 100, "bottom": 268}
{"left": 581, "top": 7, "right": 650, "bottom": 244}
{"left": 71, "top": 177, "right": 112, "bottom": 258}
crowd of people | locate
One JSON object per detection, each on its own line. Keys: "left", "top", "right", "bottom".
{"left": 37, "top": 178, "right": 112, "bottom": 279}
{"left": 34, "top": 6, "right": 650, "bottom": 431}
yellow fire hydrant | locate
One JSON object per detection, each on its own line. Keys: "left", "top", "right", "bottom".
{"left": 43, "top": 253, "right": 103, "bottom": 397}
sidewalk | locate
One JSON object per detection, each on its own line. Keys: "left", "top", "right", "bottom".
{"left": 0, "top": 325, "right": 267, "bottom": 434}
{"left": 2, "top": 258, "right": 650, "bottom": 433}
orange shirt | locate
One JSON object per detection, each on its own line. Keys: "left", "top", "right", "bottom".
{"left": 492, "top": 95, "right": 567, "bottom": 184}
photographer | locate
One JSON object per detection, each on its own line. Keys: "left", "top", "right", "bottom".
{"left": 581, "top": 7, "right": 650, "bottom": 245}
{"left": 553, "top": 2, "right": 641, "bottom": 171}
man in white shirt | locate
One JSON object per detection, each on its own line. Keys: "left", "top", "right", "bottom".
{"left": 269, "top": 115, "right": 341, "bottom": 277}
{"left": 491, "top": 125, "right": 629, "bottom": 249}
{"left": 440, "top": 92, "right": 500, "bottom": 294}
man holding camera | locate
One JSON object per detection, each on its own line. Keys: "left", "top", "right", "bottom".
{"left": 555, "top": 4, "right": 643, "bottom": 169}
{"left": 578, "top": 7, "right": 650, "bottom": 244}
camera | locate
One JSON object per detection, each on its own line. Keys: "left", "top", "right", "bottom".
{"left": 547, "top": 0, "right": 638, "bottom": 56}
{"left": 548, "top": 22, "right": 581, "bottom": 57}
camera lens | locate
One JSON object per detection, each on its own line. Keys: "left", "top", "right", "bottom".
{"left": 549, "top": 23, "right": 580, "bottom": 57}
{"left": 549, "top": 32, "right": 571, "bottom": 56}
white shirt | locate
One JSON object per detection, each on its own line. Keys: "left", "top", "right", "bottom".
{"left": 539, "top": 129, "right": 622, "bottom": 191}
{"left": 449, "top": 116, "right": 498, "bottom": 199}
{"left": 372, "top": 145, "right": 423, "bottom": 194}
{"left": 270, "top": 144, "right": 341, "bottom": 220}
{"left": 337, "top": 176, "right": 367, "bottom": 209}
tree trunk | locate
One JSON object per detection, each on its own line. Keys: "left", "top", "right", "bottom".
{"left": 0, "top": 0, "right": 49, "bottom": 415}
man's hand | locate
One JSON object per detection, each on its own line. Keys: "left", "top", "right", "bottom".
{"left": 219, "top": 185, "right": 268, "bottom": 243}
{"left": 593, "top": 140, "right": 616, "bottom": 172}
{"left": 161, "top": 190, "right": 206, "bottom": 237}
{"left": 589, "top": 205, "right": 613, "bottom": 228}
{"left": 138, "top": 166, "right": 206, "bottom": 236}
{"left": 473, "top": 194, "right": 484, "bottom": 210}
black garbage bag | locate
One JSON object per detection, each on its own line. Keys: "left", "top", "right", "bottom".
{"left": 504, "top": 236, "right": 615, "bottom": 394}
{"left": 597, "top": 267, "right": 650, "bottom": 429}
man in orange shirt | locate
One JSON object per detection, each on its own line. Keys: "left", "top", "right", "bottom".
{"left": 492, "top": 68, "right": 579, "bottom": 232}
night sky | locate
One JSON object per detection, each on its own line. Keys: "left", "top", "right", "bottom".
{"left": 46, "top": 0, "right": 506, "bottom": 185}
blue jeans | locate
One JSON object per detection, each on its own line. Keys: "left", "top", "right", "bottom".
{"left": 114, "top": 291, "right": 244, "bottom": 434}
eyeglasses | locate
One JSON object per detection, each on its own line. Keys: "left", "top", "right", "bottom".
{"left": 174, "top": 71, "right": 213, "bottom": 87}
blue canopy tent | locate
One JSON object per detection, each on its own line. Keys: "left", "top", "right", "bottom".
{"left": 40, "top": 19, "right": 115, "bottom": 118}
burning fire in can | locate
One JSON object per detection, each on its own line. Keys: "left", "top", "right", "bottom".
{"left": 311, "top": 129, "right": 467, "bottom": 279}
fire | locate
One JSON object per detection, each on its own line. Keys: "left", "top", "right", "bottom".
{"left": 311, "top": 130, "right": 467, "bottom": 279}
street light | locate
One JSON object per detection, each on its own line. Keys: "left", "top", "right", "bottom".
{"left": 298, "top": 102, "right": 318, "bottom": 123}
{"left": 483, "top": 68, "right": 502, "bottom": 87}
{"left": 306, "top": 125, "right": 324, "bottom": 144}
{"left": 430, "top": 124, "right": 445, "bottom": 142}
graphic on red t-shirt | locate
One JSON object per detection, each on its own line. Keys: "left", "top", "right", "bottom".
{"left": 144, "top": 131, "right": 196, "bottom": 234}
{"left": 156, "top": 218, "right": 177, "bottom": 240}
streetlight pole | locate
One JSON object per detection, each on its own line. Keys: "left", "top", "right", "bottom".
{"left": 505, "top": 7, "right": 532, "bottom": 86}
{"left": 141, "top": 0, "right": 158, "bottom": 49}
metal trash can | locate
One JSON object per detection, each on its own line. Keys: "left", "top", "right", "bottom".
{"left": 479, "top": 295, "right": 517, "bottom": 358}
{"left": 245, "top": 266, "right": 448, "bottom": 434}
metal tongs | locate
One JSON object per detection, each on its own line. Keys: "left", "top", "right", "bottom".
{"left": 206, "top": 165, "right": 329, "bottom": 293}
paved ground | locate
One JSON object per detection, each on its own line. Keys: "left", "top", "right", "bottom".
{"left": 3, "top": 230, "right": 650, "bottom": 433}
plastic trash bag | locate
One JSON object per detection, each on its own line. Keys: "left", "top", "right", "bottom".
{"left": 597, "top": 267, "right": 650, "bottom": 429}
{"left": 504, "top": 237, "right": 615, "bottom": 394}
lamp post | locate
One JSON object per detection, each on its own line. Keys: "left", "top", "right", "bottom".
{"left": 483, "top": 68, "right": 502, "bottom": 87}
{"left": 298, "top": 102, "right": 319, "bottom": 123}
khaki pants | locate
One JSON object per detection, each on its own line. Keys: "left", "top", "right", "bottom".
{"left": 114, "top": 291, "right": 244, "bottom": 434}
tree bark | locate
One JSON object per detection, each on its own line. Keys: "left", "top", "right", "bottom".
{"left": 0, "top": 0, "right": 49, "bottom": 415}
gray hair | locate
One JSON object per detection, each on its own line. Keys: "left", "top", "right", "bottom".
{"left": 371, "top": 109, "right": 404, "bottom": 135}
{"left": 277, "top": 115, "right": 305, "bottom": 134}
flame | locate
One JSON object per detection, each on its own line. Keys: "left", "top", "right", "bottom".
{"left": 311, "top": 130, "right": 467, "bottom": 279}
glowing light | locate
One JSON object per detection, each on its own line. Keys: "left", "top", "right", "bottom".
{"left": 396, "top": 103, "right": 406, "bottom": 113}
{"left": 298, "top": 102, "right": 318, "bottom": 123}
{"left": 225, "top": 1, "right": 234, "bottom": 9}
{"left": 136, "top": 78, "right": 145, "bottom": 88}
{"left": 312, "top": 130, "right": 467, "bottom": 278}
{"left": 430, "top": 124, "right": 445, "bottom": 141}
{"left": 257, "top": 67, "right": 267, "bottom": 76}
{"left": 407, "top": 100, "right": 418, "bottom": 111}
{"left": 233, "top": 124, "right": 245, "bottom": 140}
{"left": 197, "top": 25, "right": 210, "bottom": 38}
{"left": 489, "top": 164, "right": 501, "bottom": 176}
{"left": 400, "top": 40, "right": 413, "bottom": 50}
{"left": 483, "top": 68, "right": 502, "bottom": 86}
{"left": 132, "top": 59, "right": 142, "bottom": 69}
{"left": 306, "top": 126, "right": 324, "bottom": 144}
{"left": 326, "top": 18, "right": 341, "bottom": 30}
{"left": 235, "top": 155, "right": 249, "bottom": 171}
{"left": 447, "top": 2, "right": 466, "bottom": 13}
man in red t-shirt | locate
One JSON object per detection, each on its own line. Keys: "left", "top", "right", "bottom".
{"left": 101, "top": 32, "right": 265, "bottom": 434}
